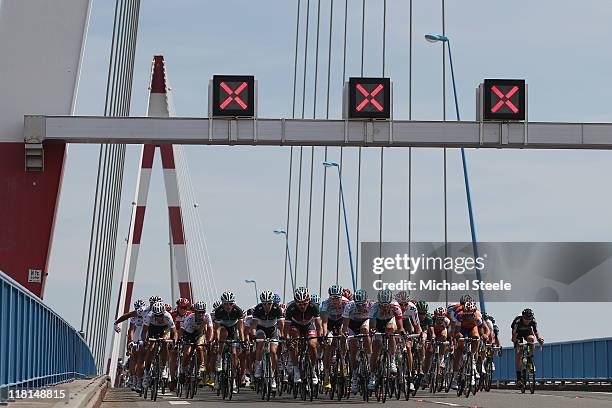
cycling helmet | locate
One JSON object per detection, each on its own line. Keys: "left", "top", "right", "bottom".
{"left": 294, "top": 286, "right": 310, "bottom": 302}
{"left": 310, "top": 293, "right": 320, "bottom": 305}
{"left": 221, "top": 291, "right": 235, "bottom": 303}
{"left": 394, "top": 291, "right": 409, "bottom": 304}
{"left": 354, "top": 289, "right": 367, "bottom": 304}
{"left": 193, "top": 301, "right": 206, "bottom": 312}
{"left": 483, "top": 312, "right": 495, "bottom": 323}
{"left": 342, "top": 288, "right": 353, "bottom": 300}
{"left": 260, "top": 290, "right": 274, "bottom": 303}
{"left": 272, "top": 293, "right": 281, "bottom": 304}
{"left": 151, "top": 302, "right": 165, "bottom": 316}
{"left": 434, "top": 307, "right": 446, "bottom": 317}
{"left": 463, "top": 301, "right": 477, "bottom": 313}
{"left": 164, "top": 303, "right": 173, "bottom": 312}
{"left": 279, "top": 303, "right": 286, "bottom": 311}
{"left": 134, "top": 299, "right": 146, "bottom": 309}
{"left": 416, "top": 300, "right": 429, "bottom": 312}
{"left": 459, "top": 294, "right": 472, "bottom": 305}
{"left": 212, "top": 300, "right": 222, "bottom": 309}
{"left": 328, "top": 284, "right": 342, "bottom": 297}
{"left": 377, "top": 289, "right": 393, "bottom": 305}
{"left": 522, "top": 308, "right": 534, "bottom": 319}
{"left": 246, "top": 308, "right": 254, "bottom": 316}
{"left": 176, "top": 298, "right": 191, "bottom": 308}
{"left": 149, "top": 295, "right": 162, "bottom": 304}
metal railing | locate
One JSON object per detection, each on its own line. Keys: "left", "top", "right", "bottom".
{"left": 493, "top": 337, "right": 612, "bottom": 382}
{"left": 0, "top": 270, "right": 96, "bottom": 399}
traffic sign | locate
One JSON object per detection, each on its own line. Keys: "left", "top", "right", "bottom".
{"left": 482, "top": 79, "right": 526, "bottom": 121}
{"left": 211, "top": 75, "right": 255, "bottom": 117}
{"left": 347, "top": 77, "right": 391, "bottom": 119}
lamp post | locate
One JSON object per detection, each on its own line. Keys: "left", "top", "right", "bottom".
{"left": 274, "top": 229, "right": 295, "bottom": 299}
{"left": 425, "top": 33, "right": 486, "bottom": 313}
{"left": 322, "top": 161, "right": 356, "bottom": 292}
{"left": 245, "top": 279, "right": 259, "bottom": 304}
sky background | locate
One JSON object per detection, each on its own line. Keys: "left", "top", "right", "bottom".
{"left": 44, "top": 0, "right": 612, "bottom": 347}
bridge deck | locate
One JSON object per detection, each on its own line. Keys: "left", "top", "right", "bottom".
{"left": 100, "top": 387, "right": 612, "bottom": 407}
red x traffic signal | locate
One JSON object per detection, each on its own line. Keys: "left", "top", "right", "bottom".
{"left": 212, "top": 75, "right": 255, "bottom": 117}
{"left": 482, "top": 79, "right": 525, "bottom": 121}
{"left": 348, "top": 77, "right": 391, "bottom": 119}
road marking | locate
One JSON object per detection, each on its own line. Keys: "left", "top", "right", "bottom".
{"left": 428, "top": 401, "right": 461, "bottom": 407}
{"left": 168, "top": 402, "right": 190, "bottom": 405}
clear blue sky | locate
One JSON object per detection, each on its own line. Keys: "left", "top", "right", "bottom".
{"left": 45, "top": 0, "right": 612, "bottom": 347}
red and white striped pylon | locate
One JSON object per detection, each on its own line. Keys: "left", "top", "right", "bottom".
{"left": 113, "top": 56, "right": 192, "bottom": 321}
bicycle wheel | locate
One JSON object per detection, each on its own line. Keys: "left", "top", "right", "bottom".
{"left": 190, "top": 355, "right": 198, "bottom": 399}
{"left": 464, "top": 354, "right": 473, "bottom": 398}
{"left": 484, "top": 359, "right": 493, "bottom": 392}
{"left": 412, "top": 351, "right": 421, "bottom": 396}
{"left": 529, "top": 361, "right": 536, "bottom": 394}
{"left": 151, "top": 357, "right": 160, "bottom": 401}
{"left": 228, "top": 355, "right": 234, "bottom": 401}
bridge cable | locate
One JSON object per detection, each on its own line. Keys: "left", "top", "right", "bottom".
{"left": 81, "top": 0, "right": 121, "bottom": 337}
{"left": 378, "top": 0, "right": 387, "bottom": 260}
{"left": 407, "top": 0, "right": 413, "bottom": 295}
{"left": 294, "top": 0, "right": 312, "bottom": 288}
{"left": 442, "top": 0, "right": 449, "bottom": 307}
{"left": 93, "top": 0, "right": 129, "bottom": 368}
{"left": 354, "top": 0, "right": 366, "bottom": 282}
{"left": 96, "top": 0, "right": 135, "bottom": 367}
{"left": 319, "top": 0, "right": 335, "bottom": 296}
{"left": 283, "top": 0, "right": 301, "bottom": 302}
{"left": 305, "top": 0, "right": 322, "bottom": 288}
{"left": 96, "top": 0, "right": 136, "bottom": 368}
{"left": 334, "top": 0, "right": 348, "bottom": 287}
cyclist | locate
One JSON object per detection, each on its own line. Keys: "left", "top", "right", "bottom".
{"left": 416, "top": 301, "right": 435, "bottom": 379}
{"left": 283, "top": 286, "right": 323, "bottom": 385}
{"left": 212, "top": 291, "right": 246, "bottom": 391}
{"left": 310, "top": 293, "right": 320, "bottom": 307}
{"left": 432, "top": 307, "right": 450, "bottom": 368}
{"left": 321, "top": 285, "right": 350, "bottom": 390}
{"left": 341, "top": 288, "right": 372, "bottom": 394}
{"left": 511, "top": 308, "right": 544, "bottom": 388}
{"left": 395, "top": 291, "right": 421, "bottom": 387}
{"left": 169, "top": 298, "right": 193, "bottom": 389}
{"left": 243, "top": 307, "right": 256, "bottom": 387}
{"left": 179, "top": 301, "right": 213, "bottom": 385}
{"left": 450, "top": 301, "right": 487, "bottom": 376}
{"left": 208, "top": 300, "right": 222, "bottom": 376}
{"left": 141, "top": 302, "right": 178, "bottom": 387}
{"left": 251, "top": 290, "right": 285, "bottom": 391}
{"left": 368, "top": 289, "right": 405, "bottom": 391}
{"left": 272, "top": 293, "right": 282, "bottom": 305}
{"left": 483, "top": 312, "right": 501, "bottom": 348}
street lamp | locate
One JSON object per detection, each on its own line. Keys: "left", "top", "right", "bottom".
{"left": 322, "top": 161, "right": 356, "bottom": 291}
{"left": 274, "top": 229, "right": 295, "bottom": 298}
{"left": 245, "top": 279, "right": 259, "bottom": 304}
{"left": 424, "top": 33, "right": 485, "bottom": 313}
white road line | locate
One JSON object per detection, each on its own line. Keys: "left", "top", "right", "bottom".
{"left": 427, "top": 401, "right": 461, "bottom": 407}
{"left": 168, "top": 402, "right": 190, "bottom": 405}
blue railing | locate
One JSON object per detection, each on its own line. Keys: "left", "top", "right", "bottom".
{"left": 0, "top": 270, "right": 96, "bottom": 397}
{"left": 493, "top": 338, "right": 612, "bottom": 382}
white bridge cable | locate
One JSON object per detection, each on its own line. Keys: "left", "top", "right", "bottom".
{"left": 175, "top": 145, "right": 219, "bottom": 303}
{"left": 174, "top": 146, "right": 209, "bottom": 303}
{"left": 174, "top": 145, "right": 211, "bottom": 304}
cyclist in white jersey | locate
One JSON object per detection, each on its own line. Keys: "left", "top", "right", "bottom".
{"left": 341, "top": 289, "right": 372, "bottom": 394}
{"left": 179, "top": 301, "right": 213, "bottom": 384}
{"left": 321, "top": 285, "right": 350, "bottom": 390}
{"left": 368, "top": 289, "right": 405, "bottom": 390}
{"left": 141, "top": 302, "right": 178, "bottom": 387}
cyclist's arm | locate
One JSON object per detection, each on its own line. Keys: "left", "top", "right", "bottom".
{"left": 315, "top": 316, "right": 323, "bottom": 337}
{"left": 141, "top": 325, "right": 149, "bottom": 342}
{"left": 114, "top": 310, "right": 136, "bottom": 325}
{"left": 127, "top": 323, "right": 135, "bottom": 343}
{"left": 250, "top": 318, "right": 258, "bottom": 337}
{"left": 214, "top": 322, "right": 221, "bottom": 341}
{"left": 170, "top": 327, "right": 178, "bottom": 343}
{"left": 237, "top": 319, "right": 245, "bottom": 342}
{"left": 321, "top": 315, "right": 328, "bottom": 334}
{"left": 413, "top": 318, "right": 422, "bottom": 335}
{"left": 341, "top": 317, "right": 349, "bottom": 335}
{"left": 396, "top": 316, "right": 405, "bottom": 334}
{"left": 278, "top": 318, "right": 285, "bottom": 335}
{"left": 206, "top": 323, "right": 213, "bottom": 343}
